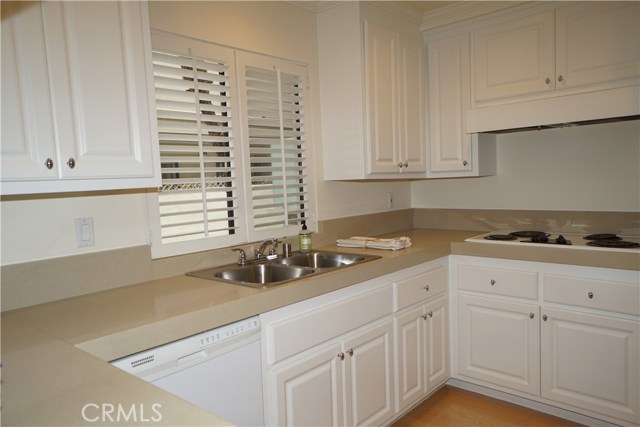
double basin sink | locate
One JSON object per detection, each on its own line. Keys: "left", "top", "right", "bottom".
{"left": 188, "top": 250, "right": 381, "bottom": 288}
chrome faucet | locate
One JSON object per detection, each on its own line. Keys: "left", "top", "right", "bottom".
{"left": 232, "top": 238, "right": 279, "bottom": 265}
{"left": 256, "top": 238, "right": 279, "bottom": 259}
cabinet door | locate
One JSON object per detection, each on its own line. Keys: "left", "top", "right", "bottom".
{"left": 344, "top": 319, "right": 395, "bottom": 427}
{"left": 1, "top": 2, "right": 57, "bottom": 180}
{"left": 426, "top": 33, "right": 472, "bottom": 173}
{"left": 541, "top": 308, "right": 640, "bottom": 424}
{"left": 458, "top": 295, "right": 540, "bottom": 395}
{"left": 395, "top": 306, "right": 425, "bottom": 411}
{"left": 398, "top": 34, "right": 426, "bottom": 174}
{"left": 424, "top": 297, "right": 449, "bottom": 391}
{"left": 271, "top": 342, "right": 345, "bottom": 427}
{"left": 472, "top": 10, "right": 555, "bottom": 102}
{"left": 556, "top": 2, "right": 640, "bottom": 89}
{"left": 364, "top": 21, "right": 399, "bottom": 174}
{"left": 42, "top": 1, "right": 158, "bottom": 180}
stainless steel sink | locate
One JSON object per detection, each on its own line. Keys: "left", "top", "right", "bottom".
{"left": 277, "top": 251, "right": 379, "bottom": 269}
{"left": 187, "top": 250, "right": 380, "bottom": 288}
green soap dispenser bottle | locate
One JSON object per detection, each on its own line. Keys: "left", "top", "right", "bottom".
{"left": 299, "top": 220, "right": 312, "bottom": 253}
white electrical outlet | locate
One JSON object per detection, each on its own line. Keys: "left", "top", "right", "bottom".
{"left": 387, "top": 192, "right": 394, "bottom": 209}
{"left": 75, "top": 217, "right": 95, "bottom": 247}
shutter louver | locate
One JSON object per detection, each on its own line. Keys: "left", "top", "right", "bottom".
{"left": 153, "top": 49, "right": 239, "bottom": 243}
{"left": 244, "top": 66, "right": 309, "bottom": 232}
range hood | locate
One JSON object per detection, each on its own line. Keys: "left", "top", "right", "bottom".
{"left": 466, "top": 85, "right": 640, "bottom": 134}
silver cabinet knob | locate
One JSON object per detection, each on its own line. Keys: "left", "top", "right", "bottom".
{"left": 462, "top": 160, "right": 468, "bottom": 166}
{"left": 529, "top": 312, "right": 535, "bottom": 319}
{"left": 423, "top": 285, "right": 429, "bottom": 292}
{"left": 403, "top": 162, "right": 408, "bottom": 168}
{"left": 45, "top": 158, "right": 54, "bottom": 169}
{"left": 545, "top": 77, "right": 551, "bottom": 84}
{"left": 397, "top": 162, "right": 403, "bottom": 168}
{"left": 490, "top": 279, "right": 496, "bottom": 286}
{"left": 427, "top": 311, "right": 433, "bottom": 318}
{"left": 588, "top": 292, "right": 594, "bottom": 299}
{"left": 337, "top": 352, "right": 345, "bottom": 361}
{"left": 67, "top": 158, "right": 76, "bottom": 169}
{"left": 421, "top": 314, "right": 428, "bottom": 320}
{"left": 346, "top": 348, "right": 353, "bottom": 357}
{"left": 543, "top": 314, "right": 548, "bottom": 321}
{"left": 558, "top": 75, "right": 564, "bottom": 82}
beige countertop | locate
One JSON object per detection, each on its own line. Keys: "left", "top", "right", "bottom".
{"left": 2, "top": 229, "right": 638, "bottom": 426}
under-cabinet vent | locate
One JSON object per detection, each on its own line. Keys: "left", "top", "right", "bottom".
{"left": 130, "top": 354, "right": 155, "bottom": 369}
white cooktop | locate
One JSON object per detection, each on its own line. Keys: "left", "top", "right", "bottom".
{"left": 465, "top": 231, "right": 640, "bottom": 254}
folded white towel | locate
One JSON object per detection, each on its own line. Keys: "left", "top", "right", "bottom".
{"left": 336, "top": 236, "right": 412, "bottom": 251}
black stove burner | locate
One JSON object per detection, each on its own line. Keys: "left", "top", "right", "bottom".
{"left": 584, "top": 233, "right": 622, "bottom": 241}
{"left": 509, "top": 231, "right": 549, "bottom": 239}
{"left": 485, "top": 234, "right": 517, "bottom": 241}
{"left": 587, "top": 240, "right": 640, "bottom": 248}
{"left": 522, "top": 234, "right": 572, "bottom": 245}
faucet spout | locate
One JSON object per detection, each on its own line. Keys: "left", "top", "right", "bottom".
{"left": 256, "top": 238, "right": 279, "bottom": 259}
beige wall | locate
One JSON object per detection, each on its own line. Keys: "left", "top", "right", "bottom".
{"left": 412, "top": 120, "right": 640, "bottom": 212}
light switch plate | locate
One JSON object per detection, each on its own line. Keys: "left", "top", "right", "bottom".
{"left": 74, "top": 217, "right": 95, "bottom": 247}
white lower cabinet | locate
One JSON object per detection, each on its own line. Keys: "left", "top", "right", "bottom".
{"left": 395, "top": 295, "right": 449, "bottom": 412}
{"left": 457, "top": 295, "right": 540, "bottom": 395}
{"left": 541, "top": 306, "right": 640, "bottom": 424}
{"left": 453, "top": 256, "right": 640, "bottom": 426}
{"left": 270, "top": 319, "right": 394, "bottom": 427}
{"left": 262, "top": 259, "right": 450, "bottom": 426}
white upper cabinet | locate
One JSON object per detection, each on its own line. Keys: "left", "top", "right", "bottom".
{"left": 555, "top": 2, "right": 640, "bottom": 90}
{"left": 1, "top": 1, "right": 160, "bottom": 195}
{"left": 473, "top": 10, "right": 556, "bottom": 103}
{"left": 469, "top": 2, "right": 640, "bottom": 111}
{"left": 425, "top": 31, "right": 496, "bottom": 177}
{"left": 1, "top": 1, "right": 57, "bottom": 181}
{"left": 318, "top": 3, "right": 425, "bottom": 180}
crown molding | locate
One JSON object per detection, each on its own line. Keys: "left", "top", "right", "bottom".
{"left": 288, "top": 1, "right": 342, "bottom": 13}
{"left": 420, "top": 1, "right": 527, "bottom": 32}
{"left": 288, "top": 1, "right": 422, "bottom": 23}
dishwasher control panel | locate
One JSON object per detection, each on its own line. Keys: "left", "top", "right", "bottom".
{"left": 110, "top": 316, "right": 260, "bottom": 379}
{"left": 197, "top": 316, "right": 260, "bottom": 348}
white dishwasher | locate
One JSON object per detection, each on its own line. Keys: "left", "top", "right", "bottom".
{"left": 111, "top": 316, "right": 263, "bottom": 426}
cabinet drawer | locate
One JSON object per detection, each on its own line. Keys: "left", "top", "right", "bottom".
{"left": 394, "top": 266, "right": 448, "bottom": 311}
{"left": 544, "top": 274, "right": 640, "bottom": 316}
{"left": 458, "top": 264, "right": 538, "bottom": 300}
{"left": 265, "top": 285, "right": 393, "bottom": 365}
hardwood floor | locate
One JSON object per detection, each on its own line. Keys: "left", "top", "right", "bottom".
{"left": 392, "top": 386, "right": 584, "bottom": 427}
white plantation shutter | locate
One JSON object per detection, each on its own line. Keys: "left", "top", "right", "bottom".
{"left": 148, "top": 33, "right": 247, "bottom": 257}
{"left": 238, "top": 52, "right": 312, "bottom": 237}
{"left": 148, "top": 33, "right": 315, "bottom": 258}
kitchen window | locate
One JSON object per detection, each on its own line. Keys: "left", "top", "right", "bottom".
{"left": 148, "top": 32, "right": 315, "bottom": 258}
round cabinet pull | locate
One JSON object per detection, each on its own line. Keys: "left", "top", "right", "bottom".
{"left": 397, "top": 162, "right": 404, "bottom": 168}
{"left": 490, "top": 279, "right": 496, "bottom": 286}
{"left": 588, "top": 292, "right": 594, "bottom": 299}
{"left": 421, "top": 314, "right": 428, "bottom": 320}
{"left": 337, "top": 352, "right": 345, "bottom": 361}
{"left": 428, "top": 311, "right": 433, "bottom": 318}
{"left": 543, "top": 314, "right": 548, "bottom": 321}
{"left": 67, "top": 158, "right": 76, "bottom": 169}
{"left": 346, "top": 348, "right": 354, "bottom": 357}
{"left": 529, "top": 313, "right": 535, "bottom": 319}
{"left": 545, "top": 77, "right": 551, "bottom": 84}
{"left": 558, "top": 75, "right": 564, "bottom": 82}
{"left": 45, "top": 158, "right": 54, "bottom": 169}
{"left": 423, "top": 285, "right": 430, "bottom": 292}
{"left": 403, "top": 162, "right": 408, "bottom": 168}
{"left": 463, "top": 160, "right": 468, "bottom": 166}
